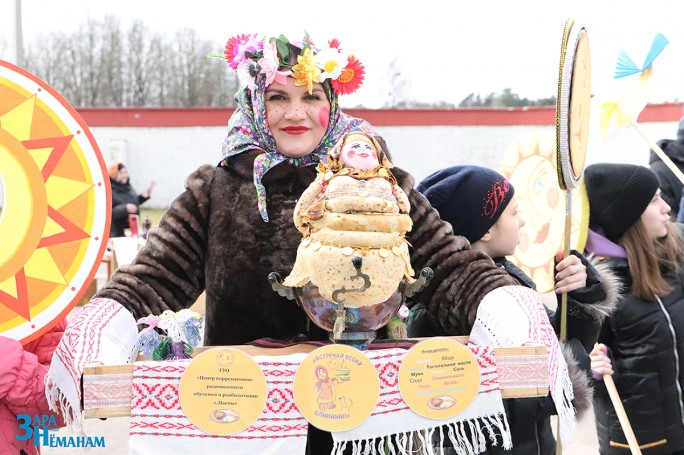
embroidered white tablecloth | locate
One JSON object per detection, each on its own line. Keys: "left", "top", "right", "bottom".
{"left": 128, "top": 346, "right": 510, "bottom": 455}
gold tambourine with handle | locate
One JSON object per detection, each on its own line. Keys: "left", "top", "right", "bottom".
{"left": 555, "top": 18, "right": 592, "bottom": 455}
{"left": 555, "top": 19, "right": 591, "bottom": 341}
{"left": 556, "top": 18, "right": 590, "bottom": 191}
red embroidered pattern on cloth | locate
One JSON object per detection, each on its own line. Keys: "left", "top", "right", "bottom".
{"left": 128, "top": 346, "right": 499, "bottom": 441}
{"left": 55, "top": 298, "right": 125, "bottom": 391}
{"left": 130, "top": 359, "right": 309, "bottom": 439}
{"left": 496, "top": 355, "right": 548, "bottom": 389}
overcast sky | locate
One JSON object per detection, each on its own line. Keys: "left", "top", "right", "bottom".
{"left": 3, "top": 0, "right": 683, "bottom": 108}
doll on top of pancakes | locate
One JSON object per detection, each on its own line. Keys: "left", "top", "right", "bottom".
{"left": 283, "top": 132, "right": 415, "bottom": 308}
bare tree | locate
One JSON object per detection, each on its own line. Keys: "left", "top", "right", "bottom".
{"left": 127, "top": 20, "right": 151, "bottom": 106}
{"left": 24, "top": 19, "right": 240, "bottom": 107}
{"left": 383, "top": 56, "right": 412, "bottom": 108}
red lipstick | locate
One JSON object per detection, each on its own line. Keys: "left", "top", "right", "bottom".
{"left": 282, "top": 126, "right": 310, "bottom": 135}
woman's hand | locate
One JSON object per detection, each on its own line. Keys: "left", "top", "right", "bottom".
{"left": 142, "top": 180, "right": 157, "bottom": 198}
{"left": 590, "top": 343, "right": 613, "bottom": 378}
{"left": 126, "top": 203, "right": 138, "bottom": 213}
{"left": 554, "top": 251, "right": 587, "bottom": 294}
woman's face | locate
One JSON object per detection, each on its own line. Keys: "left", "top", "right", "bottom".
{"left": 265, "top": 78, "right": 330, "bottom": 158}
{"left": 341, "top": 139, "right": 379, "bottom": 170}
{"left": 115, "top": 167, "right": 128, "bottom": 184}
{"left": 640, "top": 189, "right": 671, "bottom": 239}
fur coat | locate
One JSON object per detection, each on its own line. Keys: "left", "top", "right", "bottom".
{"left": 97, "top": 149, "right": 516, "bottom": 345}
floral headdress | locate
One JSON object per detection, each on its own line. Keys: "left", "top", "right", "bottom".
{"left": 209, "top": 33, "right": 365, "bottom": 95}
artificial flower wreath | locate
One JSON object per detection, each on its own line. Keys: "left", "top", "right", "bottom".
{"left": 209, "top": 33, "right": 364, "bottom": 95}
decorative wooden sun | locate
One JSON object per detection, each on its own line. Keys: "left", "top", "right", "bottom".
{"left": 499, "top": 131, "right": 588, "bottom": 293}
{"left": 0, "top": 61, "right": 110, "bottom": 344}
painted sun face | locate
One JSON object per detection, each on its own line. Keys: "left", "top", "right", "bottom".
{"left": 340, "top": 139, "right": 379, "bottom": 170}
{"left": 499, "top": 131, "right": 588, "bottom": 292}
{"left": 265, "top": 78, "right": 330, "bottom": 158}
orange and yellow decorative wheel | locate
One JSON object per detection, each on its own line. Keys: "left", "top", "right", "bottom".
{"left": 0, "top": 60, "right": 110, "bottom": 344}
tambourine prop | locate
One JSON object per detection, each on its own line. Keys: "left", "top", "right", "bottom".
{"left": 556, "top": 17, "right": 590, "bottom": 338}
{"left": 0, "top": 60, "right": 111, "bottom": 344}
{"left": 555, "top": 18, "right": 592, "bottom": 454}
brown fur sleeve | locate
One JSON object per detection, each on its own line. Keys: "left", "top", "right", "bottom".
{"left": 393, "top": 167, "right": 518, "bottom": 335}
{"left": 96, "top": 165, "right": 214, "bottom": 319}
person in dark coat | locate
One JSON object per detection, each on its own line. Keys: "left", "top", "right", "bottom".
{"left": 108, "top": 161, "right": 156, "bottom": 237}
{"left": 587, "top": 163, "right": 684, "bottom": 454}
{"left": 648, "top": 111, "right": 684, "bottom": 219}
{"left": 408, "top": 165, "right": 619, "bottom": 454}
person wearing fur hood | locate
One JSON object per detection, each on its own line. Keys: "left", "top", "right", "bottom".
{"left": 408, "top": 165, "right": 619, "bottom": 454}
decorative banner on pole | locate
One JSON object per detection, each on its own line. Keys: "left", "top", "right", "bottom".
{"left": 0, "top": 60, "right": 110, "bottom": 344}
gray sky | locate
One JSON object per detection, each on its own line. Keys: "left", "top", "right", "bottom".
{"left": 3, "top": 0, "right": 683, "bottom": 108}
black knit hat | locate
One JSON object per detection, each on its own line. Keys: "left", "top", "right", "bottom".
{"left": 584, "top": 163, "right": 660, "bottom": 242}
{"left": 417, "top": 165, "right": 515, "bottom": 244}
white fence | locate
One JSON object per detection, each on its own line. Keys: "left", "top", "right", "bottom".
{"left": 90, "top": 121, "right": 679, "bottom": 209}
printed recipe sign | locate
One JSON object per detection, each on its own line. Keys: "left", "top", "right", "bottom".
{"left": 179, "top": 348, "right": 267, "bottom": 435}
{"left": 399, "top": 338, "right": 481, "bottom": 419}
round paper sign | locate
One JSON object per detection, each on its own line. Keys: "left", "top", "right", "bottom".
{"left": 398, "top": 338, "right": 480, "bottom": 419}
{"left": 294, "top": 344, "right": 379, "bottom": 431}
{"left": 179, "top": 348, "right": 267, "bottom": 435}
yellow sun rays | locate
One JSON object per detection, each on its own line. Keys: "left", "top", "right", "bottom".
{"left": 0, "top": 95, "right": 92, "bottom": 320}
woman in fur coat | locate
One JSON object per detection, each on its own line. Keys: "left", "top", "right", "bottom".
{"left": 47, "top": 33, "right": 565, "bottom": 453}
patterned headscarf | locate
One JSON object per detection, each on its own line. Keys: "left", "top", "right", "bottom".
{"left": 220, "top": 76, "right": 375, "bottom": 222}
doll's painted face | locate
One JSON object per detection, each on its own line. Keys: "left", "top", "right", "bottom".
{"left": 341, "top": 138, "right": 379, "bottom": 170}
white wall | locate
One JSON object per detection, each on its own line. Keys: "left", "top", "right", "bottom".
{"left": 90, "top": 121, "right": 679, "bottom": 209}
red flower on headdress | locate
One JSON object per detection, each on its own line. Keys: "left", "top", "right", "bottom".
{"left": 224, "top": 34, "right": 258, "bottom": 70}
{"left": 331, "top": 55, "right": 365, "bottom": 95}
{"left": 328, "top": 38, "right": 342, "bottom": 50}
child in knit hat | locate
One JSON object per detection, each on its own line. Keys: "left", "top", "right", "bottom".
{"left": 407, "top": 165, "right": 618, "bottom": 454}
{"left": 586, "top": 163, "right": 684, "bottom": 454}
{"left": 409, "top": 165, "right": 615, "bottom": 333}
